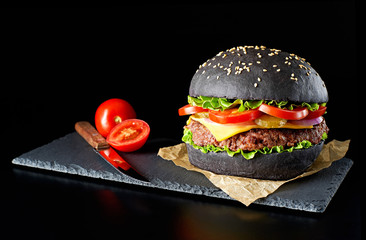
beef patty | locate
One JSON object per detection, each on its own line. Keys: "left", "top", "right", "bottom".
{"left": 186, "top": 119, "right": 329, "bottom": 152}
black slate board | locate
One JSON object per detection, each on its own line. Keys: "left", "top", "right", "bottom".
{"left": 12, "top": 132, "right": 353, "bottom": 212}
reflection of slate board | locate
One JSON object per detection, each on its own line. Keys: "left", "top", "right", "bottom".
{"left": 12, "top": 132, "right": 353, "bottom": 212}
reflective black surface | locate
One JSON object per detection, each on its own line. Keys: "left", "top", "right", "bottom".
{"left": 4, "top": 162, "right": 360, "bottom": 239}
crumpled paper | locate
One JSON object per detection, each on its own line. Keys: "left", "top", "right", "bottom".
{"left": 158, "top": 139, "right": 350, "bottom": 206}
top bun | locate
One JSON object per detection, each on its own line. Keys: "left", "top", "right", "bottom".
{"left": 189, "top": 46, "right": 328, "bottom": 103}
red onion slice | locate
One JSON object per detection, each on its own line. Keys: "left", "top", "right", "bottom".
{"left": 288, "top": 116, "right": 323, "bottom": 126}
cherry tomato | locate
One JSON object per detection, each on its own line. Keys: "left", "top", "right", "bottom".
{"left": 258, "top": 103, "right": 309, "bottom": 120}
{"left": 208, "top": 108, "right": 263, "bottom": 124}
{"left": 95, "top": 98, "right": 136, "bottom": 137}
{"left": 178, "top": 104, "right": 208, "bottom": 116}
{"left": 107, "top": 119, "right": 150, "bottom": 152}
{"left": 304, "top": 106, "right": 327, "bottom": 119}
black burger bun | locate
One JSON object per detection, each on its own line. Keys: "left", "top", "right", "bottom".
{"left": 189, "top": 46, "right": 328, "bottom": 103}
{"left": 186, "top": 141, "right": 324, "bottom": 180}
{"left": 185, "top": 46, "right": 329, "bottom": 180}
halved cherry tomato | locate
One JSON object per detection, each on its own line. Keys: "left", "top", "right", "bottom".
{"left": 208, "top": 108, "right": 263, "bottom": 124}
{"left": 178, "top": 104, "right": 208, "bottom": 116}
{"left": 304, "top": 106, "right": 327, "bottom": 119}
{"left": 258, "top": 103, "right": 309, "bottom": 120}
{"left": 107, "top": 119, "right": 150, "bottom": 152}
{"left": 95, "top": 98, "right": 137, "bottom": 137}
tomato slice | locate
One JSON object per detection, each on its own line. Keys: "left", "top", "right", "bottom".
{"left": 209, "top": 108, "right": 263, "bottom": 124}
{"left": 304, "top": 106, "right": 327, "bottom": 119}
{"left": 258, "top": 103, "right": 309, "bottom": 120}
{"left": 107, "top": 119, "right": 150, "bottom": 152}
{"left": 178, "top": 104, "right": 208, "bottom": 116}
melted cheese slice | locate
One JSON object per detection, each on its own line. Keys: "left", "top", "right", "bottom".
{"left": 190, "top": 114, "right": 313, "bottom": 141}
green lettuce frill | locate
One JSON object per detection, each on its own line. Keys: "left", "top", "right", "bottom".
{"left": 187, "top": 95, "right": 325, "bottom": 112}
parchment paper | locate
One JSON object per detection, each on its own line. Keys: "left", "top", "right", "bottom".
{"left": 158, "top": 139, "right": 350, "bottom": 206}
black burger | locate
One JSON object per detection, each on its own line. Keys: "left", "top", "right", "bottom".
{"left": 178, "top": 46, "right": 329, "bottom": 180}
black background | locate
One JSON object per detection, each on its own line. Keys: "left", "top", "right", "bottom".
{"left": 0, "top": 2, "right": 360, "bottom": 239}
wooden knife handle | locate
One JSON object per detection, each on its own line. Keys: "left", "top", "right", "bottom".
{"left": 75, "top": 121, "right": 110, "bottom": 150}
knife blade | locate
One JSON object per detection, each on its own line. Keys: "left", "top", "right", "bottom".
{"left": 75, "top": 121, "right": 147, "bottom": 181}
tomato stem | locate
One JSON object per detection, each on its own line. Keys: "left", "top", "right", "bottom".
{"left": 114, "top": 116, "right": 122, "bottom": 124}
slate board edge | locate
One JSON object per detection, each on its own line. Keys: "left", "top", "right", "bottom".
{"left": 11, "top": 157, "right": 233, "bottom": 202}
{"left": 12, "top": 153, "right": 353, "bottom": 213}
{"left": 12, "top": 157, "right": 148, "bottom": 187}
{"left": 254, "top": 159, "right": 353, "bottom": 212}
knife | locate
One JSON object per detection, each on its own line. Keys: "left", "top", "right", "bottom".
{"left": 75, "top": 121, "right": 147, "bottom": 181}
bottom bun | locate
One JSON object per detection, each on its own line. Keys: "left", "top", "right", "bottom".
{"left": 186, "top": 141, "right": 324, "bottom": 180}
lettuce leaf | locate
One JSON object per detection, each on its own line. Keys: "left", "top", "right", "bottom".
{"left": 266, "top": 100, "right": 321, "bottom": 111}
{"left": 182, "top": 128, "right": 317, "bottom": 160}
{"left": 188, "top": 95, "right": 263, "bottom": 112}
{"left": 187, "top": 95, "right": 326, "bottom": 112}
